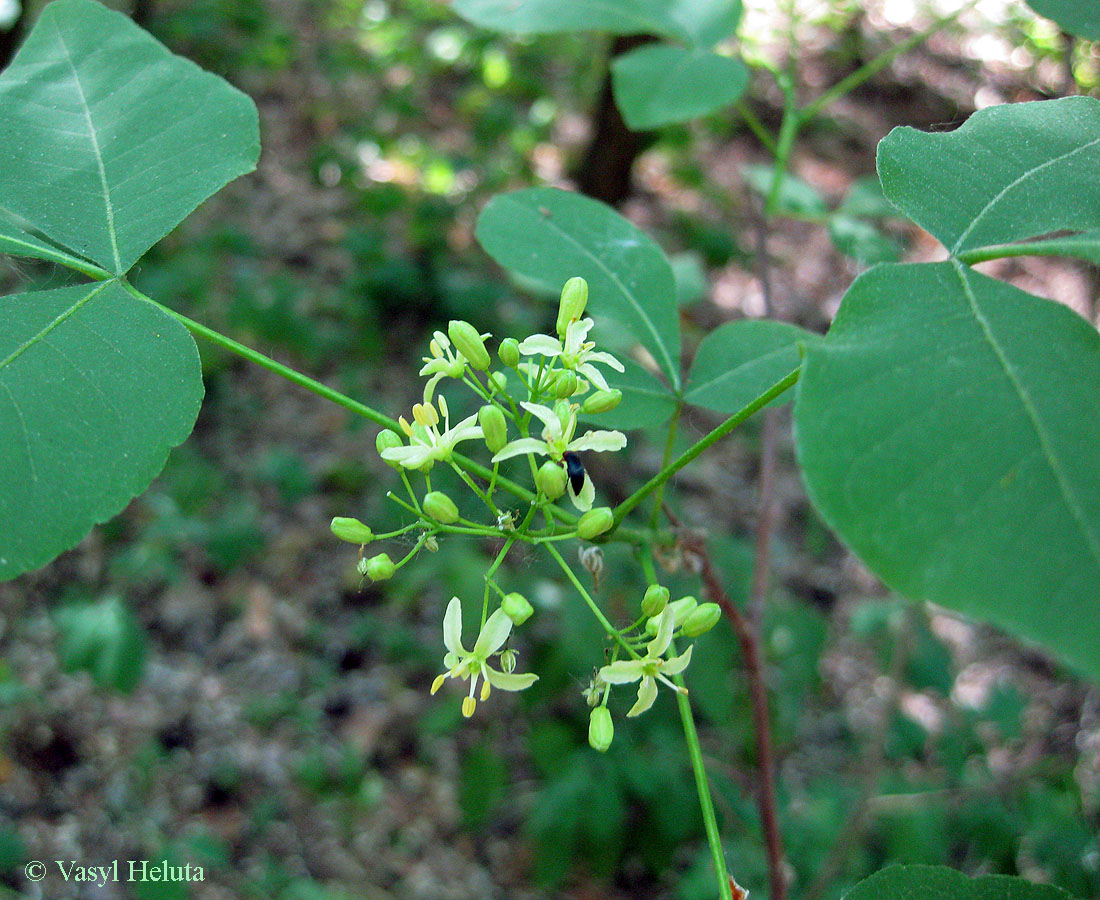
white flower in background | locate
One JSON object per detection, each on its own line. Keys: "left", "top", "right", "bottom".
{"left": 381, "top": 395, "right": 482, "bottom": 469}
{"left": 419, "top": 331, "right": 467, "bottom": 401}
{"left": 598, "top": 609, "right": 692, "bottom": 717}
{"left": 431, "top": 597, "right": 538, "bottom": 717}
{"left": 518, "top": 317, "right": 625, "bottom": 391}
{"left": 490, "top": 402, "right": 625, "bottom": 510}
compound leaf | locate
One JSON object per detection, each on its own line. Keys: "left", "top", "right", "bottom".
{"left": 0, "top": 0, "right": 259, "bottom": 275}
{"left": 795, "top": 262, "right": 1100, "bottom": 681}
{"left": 476, "top": 187, "right": 682, "bottom": 390}
{"left": 878, "top": 96, "right": 1100, "bottom": 257}
{"left": 612, "top": 45, "right": 748, "bottom": 130}
{"left": 1026, "top": 0, "right": 1100, "bottom": 40}
{"left": 0, "top": 282, "right": 203, "bottom": 581}
{"left": 846, "top": 866, "right": 1074, "bottom": 900}
{"left": 686, "top": 319, "right": 818, "bottom": 414}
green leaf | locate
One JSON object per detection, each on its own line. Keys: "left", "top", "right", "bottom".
{"left": 580, "top": 356, "right": 679, "bottom": 430}
{"left": 0, "top": 218, "right": 103, "bottom": 273}
{"left": 450, "top": 0, "right": 689, "bottom": 40}
{"left": 877, "top": 96, "right": 1100, "bottom": 257}
{"left": 795, "top": 262, "right": 1100, "bottom": 681}
{"left": 611, "top": 45, "right": 749, "bottom": 130}
{"left": 664, "top": 0, "right": 742, "bottom": 48}
{"left": 476, "top": 187, "right": 682, "bottom": 389}
{"left": 0, "top": 0, "right": 259, "bottom": 275}
{"left": 0, "top": 282, "right": 203, "bottom": 581}
{"left": 55, "top": 595, "right": 147, "bottom": 693}
{"left": 828, "top": 215, "right": 902, "bottom": 264}
{"left": 838, "top": 176, "right": 896, "bottom": 219}
{"left": 742, "top": 164, "right": 827, "bottom": 218}
{"left": 1027, "top": 0, "right": 1100, "bottom": 40}
{"left": 686, "top": 319, "right": 819, "bottom": 414}
{"left": 845, "top": 865, "right": 1075, "bottom": 900}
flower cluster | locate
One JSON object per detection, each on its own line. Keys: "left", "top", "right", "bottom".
{"left": 329, "top": 277, "right": 721, "bottom": 747}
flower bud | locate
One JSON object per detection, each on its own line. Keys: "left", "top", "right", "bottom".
{"left": 669, "top": 595, "right": 699, "bottom": 627}
{"left": 556, "top": 276, "right": 588, "bottom": 339}
{"left": 376, "top": 428, "right": 403, "bottom": 468}
{"left": 641, "top": 584, "right": 670, "bottom": 617}
{"left": 502, "top": 592, "right": 534, "bottom": 626}
{"left": 577, "top": 506, "right": 614, "bottom": 540}
{"left": 579, "top": 545, "right": 604, "bottom": 588}
{"left": 448, "top": 320, "right": 490, "bottom": 371}
{"left": 479, "top": 405, "right": 508, "bottom": 454}
{"left": 423, "top": 491, "right": 460, "bottom": 524}
{"left": 682, "top": 602, "right": 722, "bottom": 637}
{"left": 536, "top": 461, "right": 568, "bottom": 500}
{"left": 488, "top": 371, "right": 508, "bottom": 393}
{"left": 424, "top": 535, "right": 439, "bottom": 552}
{"left": 552, "top": 370, "right": 578, "bottom": 398}
{"left": 365, "top": 553, "right": 396, "bottom": 581}
{"left": 330, "top": 516, "right": 373, "bottom": 544}
{"left": 588, "top": 706, "right": 614, "bottom": 752}
{"left": 498, "top": 337, "right": 520, "bottom": 368}
{"left": 582, "top": 389, "right": 622, "bottom": 415}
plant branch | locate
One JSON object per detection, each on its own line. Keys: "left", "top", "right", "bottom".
{"left": 608, "top": 368, "right": 799, "bottom": 535}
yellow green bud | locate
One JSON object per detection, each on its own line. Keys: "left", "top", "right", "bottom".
{"left": 448, "top": 320, "right": 490, "bottom": 371}
{"left": 376, "top": 428, "right": 403, "bottom": 468}
{"left": 641, "top": 584, "right": 669, "bottom": 617}
{"left": 501, "top": 592, "right": 534, "bottom": 626}
{"left": 682, "top": 602, "right": 722, "bottom": 637}
{"left": 552, "top": 370, "right": 579, "bottom": 398}
{"left": 588, "top": 706, "right": 614, "bottom": 752}
{"left": 556, "top": 276, "right": 588, "bottom": 338}
{"left": 669, "top": 595, "right": 699, "bottom": 627}
{"left": 365, "top": 553, "right": 396, "bottom": 581}
{"left": 479, "top": 404, "right": 508, "bottom": 453}
{"left": 577, "top": 506, "right": 614, "bottom": 540}
{"left": 488, "top": 371, "right": 508, "bottom": 393}
{"left": 423, "top": 491, "right": 460, "bottom": 524}
{"left": 330, "top": 516, "right": 373, "bottom": 544}
{"left": 536, "top": 461, "right": 568, "bottom": 500}
{"left": 582, "top": 389, "right": 622, "bottom": 414}
{"left": 498, "top": 337, "right": 520, "bottom": 368}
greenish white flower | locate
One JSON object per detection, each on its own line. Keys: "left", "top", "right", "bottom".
{"left": 490, "top": 402, "right": 626, "bottom": 510}
{"left": 431, "top": 597, "right": 538, "bottom": 717}
{"left": 598, "top": 609, "right": 692, "bottom": 717}
{"left": 381, "top": 396, "right": 483, "bottom": 470}
{"left": 518, "top": 317, "right": 624, "bottom": 391}
{"left": 419, "top": 331, "right": 467, "bottom": 401}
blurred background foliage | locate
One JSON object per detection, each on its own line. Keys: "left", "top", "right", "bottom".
{"left": 1, "top": 1, "right": 1099, "bottom": 899}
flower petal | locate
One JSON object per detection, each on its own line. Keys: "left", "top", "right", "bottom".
{"left": 627, "top": 676, "right": 658, "bottom": 717}
{"left": 382, "top": 445, "right": 434, "bottom": 468}
{"left": 585, "top": 351, "right": 625, "bottom": 372}
{"left": 520, "top": 402, "right": 562, "bottom": 441}
{"left": 518, "top": 334, "right": 563, "bottom": 357}
{"left": 568, "top": 430, "right": 627, "bottom": 453}
{"left": 577, "top": 363, "right": 610, "bottom": 391}
{"left": 649, "top": 608, "right": 675, "bottom": 657}
{"left": 473, "top": 608, "right": 514, "bottom": 657}
{"left": 492, "top": 438, "right": 548, "bottom": 463}
{"left": 660, "top": 643, "right": 693, "bottom": 676}
{"left": 598, "top": 659, "right": 647, "bottom": 683}
{"left": 443, "top": 597, "right": 464, "bottom": 655}
{"left": 569, "top": 471, "right": 595, "bottom": 511}
{"left": 485, "top": 668, "right": 539, "bottom": 691}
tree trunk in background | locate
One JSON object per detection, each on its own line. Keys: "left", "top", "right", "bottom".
{"left": 573, "top": 34, "right": 657, "bottom": 207}
{"left": 0, "top": 6, "right": 25, "bottom": 70}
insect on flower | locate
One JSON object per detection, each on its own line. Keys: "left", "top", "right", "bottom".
{"left": 563, "top": 451, "right": 586, "bottom": 497}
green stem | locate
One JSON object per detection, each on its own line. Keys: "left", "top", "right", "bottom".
{"left": 674, "top": 665, "right": 733, "bottom": 900}
{"left": 801, "top": 0, "right": 978, "bottom": 122}
{"left": 609, "top": 367, "right": 800, "bottom": 533}
{"left": 542, "top": 542, "right": 637, "bottom": 658}
{"left": 956, "top": 237, "right": 1100, "bottom": 266}
{"left": 735, "top": 99, "right": 779, "bottom": 155}
{"left": 764, "top": 79, "right": 801, "bottom": 218}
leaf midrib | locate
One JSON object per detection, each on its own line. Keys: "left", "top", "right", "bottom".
{"left": 951, "top": 259, "right": 1100, "bottom": 570}
{"left": 54, "top": 15, "right": 122, "bottom": 274}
